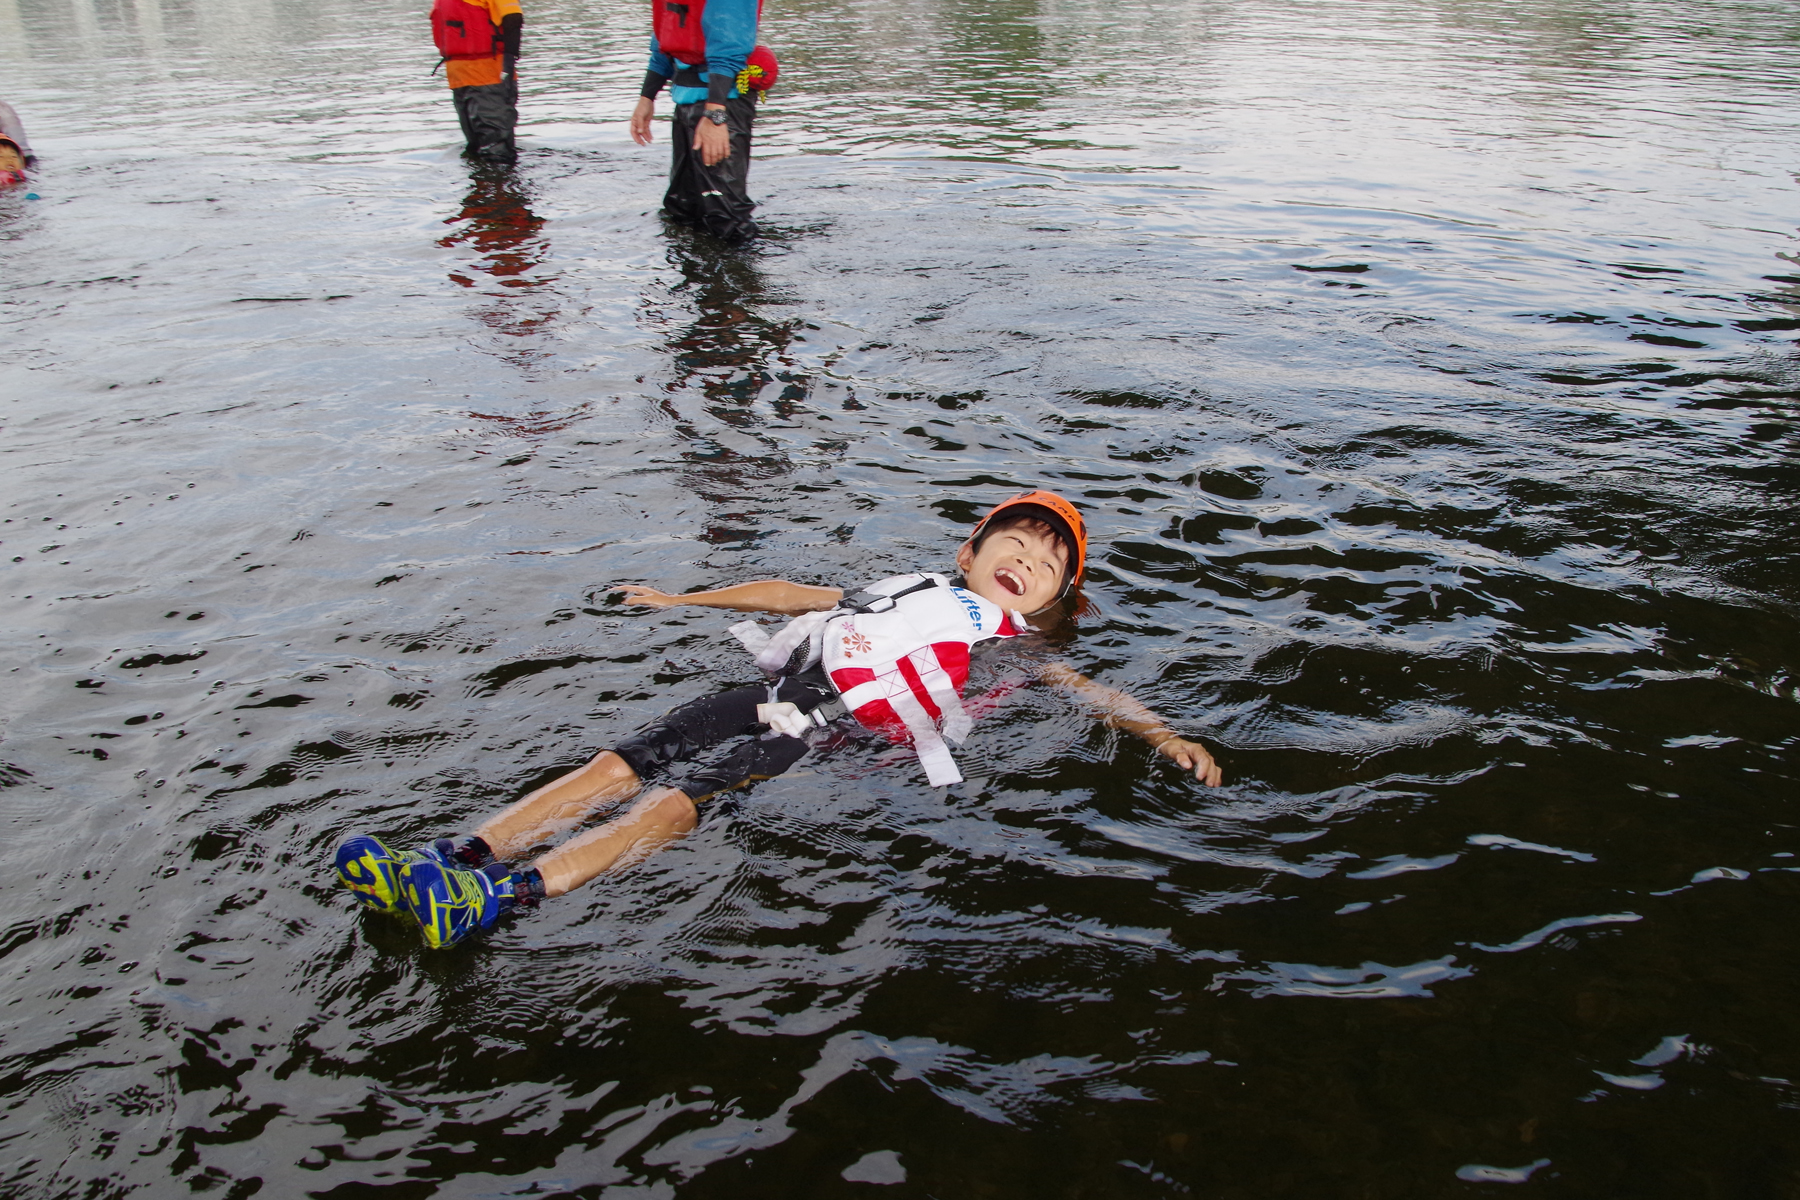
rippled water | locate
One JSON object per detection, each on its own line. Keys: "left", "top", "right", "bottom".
{"left": 4, "top": 0, "right": 1799, "bottom": 1193}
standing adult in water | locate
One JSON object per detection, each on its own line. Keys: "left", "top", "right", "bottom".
{"left": 432, "top": 0, "right": 524, "bottom": 166}
{"left": 629, "top": 0, "right": 763, "bottom": 241}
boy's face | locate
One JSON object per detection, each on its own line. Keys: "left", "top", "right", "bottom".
{"left": 0, "top": 143, "right": 22, "bottom": 174}
{"left": 956, "top": 519, "right": 1070, "bottom": 614}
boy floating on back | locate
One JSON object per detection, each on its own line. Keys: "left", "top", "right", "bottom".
{"left": 336, "top": 491, "right": 1222, "bottom": 948}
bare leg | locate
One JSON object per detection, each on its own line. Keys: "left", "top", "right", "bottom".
{"left": 474, "top": 750, "right": 642, "bottom": 860}
{"left": 529, "top": 786, "right": 698, "bottom": 897}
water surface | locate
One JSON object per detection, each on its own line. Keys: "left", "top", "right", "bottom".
{"left": 3, "top": 0, "right": 1799, "bottom": 1194}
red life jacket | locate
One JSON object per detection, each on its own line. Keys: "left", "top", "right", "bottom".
{"left": 432, "top": 0, "right": 498, "bottom": 59}
{"left": 732, "top": 574, "right": 1025, "bottom": 786}
{"left": 651, "top": 0, "right": 762, "bottom": 68}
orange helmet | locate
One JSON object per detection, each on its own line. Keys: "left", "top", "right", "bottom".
{"left": 967, "top": 489, "right": 1088, "bottom": 596}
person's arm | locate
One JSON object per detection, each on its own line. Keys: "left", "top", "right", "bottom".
{"left": 692, "top": 0, "right": 756, "bottom": 165}
{"left": 646, "top": 32, "right": 674, "bottom": 79}
{"left": 1038, "top": 661, "right": 1224, "bottom": 786}
{"left": 613, "top": 579, "right": 843, "bottom": 615}
{"left": 499, "top": 12, "right": 522, "bottom": 78}
{"left": 699, "top": 0, "right": 754, "bottom": 103}
{"left": 633, "top": 35, "right": 672, "bottom": 146}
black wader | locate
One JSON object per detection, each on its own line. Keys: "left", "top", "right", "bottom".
{"left": 453, "top": 78, "right": 518, "bottom": 166}
{"left": 665, "top": 95, "right": 758, "bottom": 242}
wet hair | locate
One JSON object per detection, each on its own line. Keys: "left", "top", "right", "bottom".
{"left": 970, "top": 513, "right": 1073, "bottom": 581}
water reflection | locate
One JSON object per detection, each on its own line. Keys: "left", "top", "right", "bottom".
{"left": 7, "top": 0, "right": 215, "bottom": 60}
{"left": 659, "top": 238, "right": 795, "bottom": 400}
{"left": 439, "top": 167, "right": 557, "bottom": 369}
{"left": 651, "top": 236, "right": 807, "bottom": 516}
{"left": 6, "top": 0, "right": 1800, "bottom": 1194}
{"left": 940, "top": 0, "right": 1047, "bottom": 105}
{"left": 1771, "top": 199, "right": 1800, "bottom": 320}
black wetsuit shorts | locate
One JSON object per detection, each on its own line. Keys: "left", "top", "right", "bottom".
{"left": 612, "top": 673, "right": 839, "bottom": 803}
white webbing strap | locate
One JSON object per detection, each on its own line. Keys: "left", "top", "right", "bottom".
{"left": 882, "top": 680, "right": 964, "bottom": 787}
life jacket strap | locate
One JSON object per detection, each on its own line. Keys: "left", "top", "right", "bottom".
{"left": 839, "top": 576, "right": 939, "bottom": 615}
{"left": 811, "top": 695, "right": 849, "bottom": 723}
{"left": 881, "top": 682, "right": 964, "bottom": 786}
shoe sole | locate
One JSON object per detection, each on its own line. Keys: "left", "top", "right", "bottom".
{"left": 402, "top": 859, "right": 478, "bottom": 950}
{"left": 335, "top": 835, "right": 412, "bottom": 913}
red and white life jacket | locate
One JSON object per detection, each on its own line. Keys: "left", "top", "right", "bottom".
{"left": 731, "top": 573, "right": 1025, "bottom": 786}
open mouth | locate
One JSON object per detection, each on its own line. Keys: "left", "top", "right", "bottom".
{"left": 994, "top": 568, "right": 1026, "bottom": 597}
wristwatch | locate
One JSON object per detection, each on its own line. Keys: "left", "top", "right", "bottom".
{"left": 702, "top": 108, "right": 728, "bottom": 126}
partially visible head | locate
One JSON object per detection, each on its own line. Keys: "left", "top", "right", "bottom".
{"left": 955, "top": 490, "right": 1087, "bottom": 614}
{"left": 0, "top": 137, "right": 23, "bottom": 177}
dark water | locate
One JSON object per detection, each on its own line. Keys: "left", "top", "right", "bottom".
{"left": 4, "top": 0, "right": 1800, "bottom": 1193}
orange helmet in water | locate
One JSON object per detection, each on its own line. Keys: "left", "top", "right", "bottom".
{"left": 967, "top": 489, "right": 1088, "bottom": 596}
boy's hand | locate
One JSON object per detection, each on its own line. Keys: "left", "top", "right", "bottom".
{"left": 613, "top": 584, "right": 681, "bottom": 608}
{"left": 1156, "top": 735, "right": 1223, "bottom": 787}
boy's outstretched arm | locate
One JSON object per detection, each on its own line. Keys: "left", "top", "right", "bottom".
{"left": 613, "top": 579, "right": 843, "bottom": 615}
{"left": 1039, "top": 662, "right": 1224, "bottom": 786}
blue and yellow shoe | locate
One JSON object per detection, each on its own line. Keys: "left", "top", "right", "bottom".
{"left": 399, "top": 858, "right": 518, "bottom": 949}
{"left": 334, "top": 835, "right": 451, "bottom": 913}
